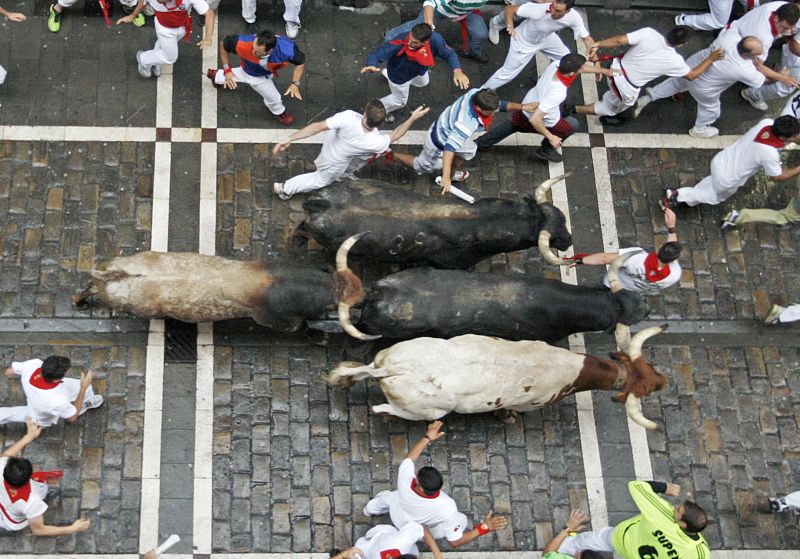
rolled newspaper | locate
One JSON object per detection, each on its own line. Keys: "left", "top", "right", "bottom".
{"left": 435, "top": 177, "right": 475, "bottom": 204}
{"left": 155, "top": 534, "right": 181, "bottom": 555}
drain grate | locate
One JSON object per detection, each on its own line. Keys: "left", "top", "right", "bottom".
{"left": 164, "top": 319, "right": 198, "bottom": 363}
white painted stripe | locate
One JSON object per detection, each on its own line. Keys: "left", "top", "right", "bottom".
{"left": 156, "top": 64, "right": 174, "bottom": 129}
{"left": 199, "top": 141, "right": 218, "bottom": 255}
{"left": 202, "top": 20, "right": 219, "bottom": 130}
{"left": 4, "top": 553, "right": 798, "bottom": 559}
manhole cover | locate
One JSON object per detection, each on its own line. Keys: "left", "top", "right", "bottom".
{"left": 164, "top": 319, "right": 197, "bottom": 363}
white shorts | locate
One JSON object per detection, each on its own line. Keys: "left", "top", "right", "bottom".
{"left": 412, "top": 130, "right": 478, "bottom": 174}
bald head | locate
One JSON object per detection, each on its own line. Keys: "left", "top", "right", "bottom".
{"left": 737, "top": 36, "right": 763, "bottom": 59}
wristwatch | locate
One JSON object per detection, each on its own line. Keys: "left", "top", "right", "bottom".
{"left": 292, "top": 80, "right": 301, "bottom": 87}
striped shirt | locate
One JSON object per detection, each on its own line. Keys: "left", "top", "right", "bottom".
{"left": 423, "top": 0, "right": 490, "bottom": 19}
{"left": 432, "top": 88, "right": 487, "bottom": 152}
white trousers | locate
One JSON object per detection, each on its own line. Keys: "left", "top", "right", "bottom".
{"left": 242, "top": 0, "right": 302, "bottom": 24}
{"left": 0, "top": 379, "right": 95, "bottom": 427}
{"left": 413, "top": 129, "right": 478, "bottom": 174}
{"left": 558, "top": 526, "right": 615, "bottom": 556}
{"left": 482, "top": 34, "right": 569, "bottom": 90}
{"left": 0, "top": 65, "right": 6, "bottom": 85}
{"left": 213, "top": 67, "right": 285, "bottom": 114}
{"left": 140, "top": 21, "right": 185, "bottom": 70}
{"left": 677, "top": 158, "right": 742, "bottom": 206}
{"left": 595, "top": 60, "right": 640, "bottom": 116}
{"left": 283, "top": 157, "right": 368, "bottom": 196}
{"left": 59, "top": 0, "right": 137, "bottom": 6}
{"left": 380, "top": 69, "right": 429, "bottom": 113}
{"left": 648, "top": 77, "right": 722, "bottom": 127}
{"left": 680, "top": 0, "right": 734, "bottom": 30}
{"left": 779, "top": 305, "right": 800, "bottom": 323}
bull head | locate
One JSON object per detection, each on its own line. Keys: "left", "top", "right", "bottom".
{"left": 335, "top": 232, "right": 381, "bottom": 341}
{"left": 529, "top": 174, "right": 572, "bottom": 264}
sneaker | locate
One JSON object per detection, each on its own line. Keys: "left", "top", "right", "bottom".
{"left": 47, "top": 3, "right": 62, "bottom": 33}
{"left": 633, "top": 93, "right": 652, "bottom": 119}
{"left": 384, "top": 113, "right": 396, "bottom": 124}
{"left": 659, "top": 188, "right": 685, "bottom": 211}
{"left": 458, "top": 48, "right": 489, "bottom": 63}
{"left": 688, "top": 125, "right": 719, "bottom": 138}
{"left": 133, "top": 12, "right": 145, "bottom": 27}
{"left": 674, "top": 14, "right": 686, "bottom": 26}
{"left": 488, "top": 23, "right": 501, "bottom": 45}
{"left": 451, "top": 169, "right": 470, "bottom": 182}
{"left": 285, "top": 21, "right": 300, "bottom": 39}
{"left": 243, "top": 15, "right": 256, "bottom": 24}
{"left": 599, "top": 115, "right": 626, "bottom": 127}
{"left": 720, "top": 209, "right": 740, "bottom": 230}
{"left": 81, "top": 395, "right": 104, "bottom": 414}
{"left": 740, "top": 88, "right": 768, "bottom": 111}
{"left": 136, "top": 51, "right": 152, "bottom": 79}
{"left": 533, "top": 145, "right": 563, "bottom": 163}
{"left": 152, "top": 64, "right": 161, "bottom": 78}
{"left": 206, "top": 68, "right": 222, "bottom": 89}
{"left": 764, "top": 304, "right": 785, "bottom": 325}
{"left": 275, "top": 111, "right": 294, "bottom": 126}
{"left": 273, "top": 182, "right": 292, "bottom": 200}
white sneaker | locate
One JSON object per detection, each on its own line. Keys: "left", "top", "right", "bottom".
{"left": 451, "top": 169, "right": 470, "bottom": 182}
{"left": 633, "top": 93, "right": 652, "bottom": 119}
{"left": 740, "top": 88, "right": 768, "bottom": 111}
{"left": 688, "top": 125, "right": 719, "bottom": 138}
{"left": 136, "top": 51, "right": 152, "bottom": 79}
{"left": 273, "top": 182, "right": 292, "bottom": 200}
{"left": 488, "top": 23, "right": 501, "bottom": 45}
{"left": 80, "top": 395, "right": 104, "bottom": 415}
{"left": 285, "top": 22, "right": 300, "bottom": 39}
{"left": 674, "top": 14, "right": 686, "bottom": 26}
{"left": 720, "top": 209, "right": 740, "bottom": 230}
{"left": 764, "top": 304, "right": 785, "bottom": 325}
{"left": 384, "top": 113, "right": 396, "bottom": 124}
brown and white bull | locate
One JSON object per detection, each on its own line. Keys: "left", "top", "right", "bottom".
{"left": 73, "top": 235, "right": 368, "bottom": 332}
{"left": 327, "top": 325, "right": 668, "bottom": 428}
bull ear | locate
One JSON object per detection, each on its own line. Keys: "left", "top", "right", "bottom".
{"left": 522, "top": 195, "right": 538, "bottom": 206}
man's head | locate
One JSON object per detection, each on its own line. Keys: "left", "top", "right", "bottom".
{"left": 772, "top": 114, "right": 800, "bottom": 140}
{"left": 473, "top": 88, "right": 500, "bottom": 117}
{"left": 409, "top": 23, "right": 434, "bottom": 48}
{"left": 657, "top": 241, "right": 682, "bottom": 264}
{"left": 364, "top": 99, "right": 387, "bottom": 129}
{"left": 666, "top": 26, "right": 693, "bottom": 48}
{"left": 549, "top": 0, "right": 575, "bottom": 20}
{"left": 675, "top": 501, "right": 708, "bottom": 534}
{"left": 774, "top": 3, "right": 800, "bottom": 35}
{"left": 254, "top": 30, "right": 277, "bottom": 58}
{"left": 737, "top": 36, "right": 764, "bottom": 60}
{"left": 3, "top": 457, "right": 33, "bottom": 488}
{"left": 558, "top": 53, "right": 586, "bottom": 75}
{"left": 416, "top": 466, "right": 443, "bottom": 495}
{"left": 41, "top": 355, "right": 71, "bottom": 382}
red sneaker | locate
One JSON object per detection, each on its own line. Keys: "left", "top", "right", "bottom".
{"left": 206, "top": 69, "right": 222, "bottom": 89}
{"left": 276, "top": 111, "right": 294, "bottom": 126}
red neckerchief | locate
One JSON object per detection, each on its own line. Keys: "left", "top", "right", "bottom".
{"left": 154, "top": 0, "right": 192, "bottom": 43}
{"left": 391, "top": 35, "right": 435, "bottom": 67}
{"left": 753, "top": 125, "right": 786, "bottom": 148}
{"left": 555, "top": 69, "right": 577, "bottom": 87}
{"left": 411, "top": 479, "right": 440, "bottom": 499}
{"left": 3, "top": 480, "right": 31, "bottom": 504}
{"left": 473, "top": 104, "right": 493, "bottom": 129}
{"left": 644, "top": 252, "right": 672, "bottom": 283}
{"left": 769, "top": 12, "right": 781, "bottom": 37}
{"left": 29, "top": 368, "right": 62, "bottom": 390}
{"left": 380, "top": 550, "right": 402, "bottom": 559}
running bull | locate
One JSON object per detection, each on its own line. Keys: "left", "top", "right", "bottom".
{"left": 337, "top": 252, "right": 650, "bottom": 343}
{"left": 328, "top": 324, "right": 668, "bottom": 428}
{"left": 295, "top": 175, "right": 572, "bottom": 268}
{"left": 73, "top": 235, "right": 367, "bottom": 331}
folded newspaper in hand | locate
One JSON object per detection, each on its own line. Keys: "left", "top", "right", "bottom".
{"left": 435, "top": 177, "right": 475, "bottom": 204}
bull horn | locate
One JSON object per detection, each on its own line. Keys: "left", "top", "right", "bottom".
{"left": 626, "top": 324, "right": 668, "bottom": 360}
{"left": 336, "top": 231, "right": 370, "bottom": 272}
{"left": 338, "top": 303, "right": 381, "bottom": 341}
{"left": 625, "top": 394, "right": 658, "bottom": 430}
{"left": 614, "top": 323, "right": 631, "bottom": 352}
{"left": 534, "top": 172, "right": 571, "bottom": 204}
{"left": 608, "top": 250, "right": 642, "bottom": 293}
{"left": 537, "top": 230, "right": 563, "bottom": 265}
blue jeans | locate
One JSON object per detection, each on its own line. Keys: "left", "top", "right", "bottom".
{"left": 384, "top": 10, "right": 488, "bottom": 55}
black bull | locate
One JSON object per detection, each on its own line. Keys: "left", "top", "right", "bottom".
{"left": 295, "top": 176, "right": 572, "bottom": 269}
{"left": 340, "top": 266, "right": 651, "bottom": 344}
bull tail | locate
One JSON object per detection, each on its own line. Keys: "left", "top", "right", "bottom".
{"left": 327, "top": 361, "right": 387, "bottom": 387}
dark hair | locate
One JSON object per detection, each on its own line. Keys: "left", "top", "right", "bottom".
{"left": 772, "top": 115, "right": 800, "bottom": 138}
{"left": 776, "top": 3, "right": 800, "bottom": 25}
{"left": 416, "top": 466, "right": 443, "bottom": 494}
{"left": 473, "top": 89, "right": 500, "bottom": 112}
{"left": 657, "top": 241, "right": 682, "bottom": 264}
{"left": 41, "top": 355, "right": 71, "bottom": 382}
{"left": 666, "top": 26, "right": 693, "bottom": 47}
{"left": 559, "top": 53, "right": 586, "bottom": 74}
{"left": 681, "top": 501, "right": 708, "bottom": 533}
{"left": 256, "top": 30, "right": 277, "bottom": 51}
{"left": 737, "top": 36, "right": 760, "bottom": 58}
{"left": 364, "top": 99, "right": 387, "bottom": 128}
{"left": 410, "top": 23, "right": 433, "bottom": 42}
{"left": 3, "top": 457, "right": 33, "bottom": 488}
{"left": 553, "top": 0, "right": 576, "bottom": 8}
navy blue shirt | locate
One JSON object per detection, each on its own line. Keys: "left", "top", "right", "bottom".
{"left": 366, "top": 32, "right": 461, "bottom": 85}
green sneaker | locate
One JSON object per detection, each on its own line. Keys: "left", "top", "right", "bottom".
{"left": 133, "top": 12, "right": 145, "bottom": 27}
{"left": 47, "top": 3, "right": 62, "bottom": 33}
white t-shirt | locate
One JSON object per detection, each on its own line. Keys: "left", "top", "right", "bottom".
{"left": 602, "top": 247, "right": 681, "bottom": 294}
{"left": 316, "top": 110, "right": 392, "bottom": 169}
{"left": 147, "top": 0, "right": 209, "bottom": 15}
{"left": 13, "top": 359, "right": 77, "bottom": 427}
{"left": 521, "top": 61, "right": 567, "bottom": 127}
{"left": 621, "top": 28, "right": 690, "bottom": 88}
{"left": 389, "top": 459, "right": 468, "bottom": 542}
{"left": 355, "top": 523, "right": 423, "bottom": 559}
{"left": 513, "top": 2, "right": 589, "bottom": 48}
{"left": 0, "top": 457, "right": 48, "bottom": 531}
{"left": 685, "top": 33, "right": 764, "bottom": 97}
{"left": 727, "top": 1, "right": 789, "bottom": 60}
{"left": 711, "top": 118, "right": 783, "bottom": 189}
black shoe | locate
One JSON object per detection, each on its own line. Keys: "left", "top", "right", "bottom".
{"left": 599, "top": 115, "right": 627, "bottom": 127}
{"left": 533, "top": 146, "right": 563, "bottom": 163}
{"left": 458, "top": 48, "right": 489, "bottom": 63}
{"left": 560, "top": 102, "right": 576, "bottom": 118}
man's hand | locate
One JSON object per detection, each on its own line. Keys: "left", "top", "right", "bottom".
{"left": 80, "top": 370, "right": 94, "bottom": 389}
{"left": 197, "top": 37, "right": 212, "bottom": 49}
{"left": 453, "top": 69, "right": 470, "bottom": 89}
{"left": 116, "top": 14, "right": 134, "bottom": 24}
{"left": 565, "top": 509, "right": 589, "bottom": 532}
{"left": 360, "top": 66, "right": 382, "bottom": 74}
{"left": 425, "top": 420, "right": 446, "bottom": 441}
{"left": 4, "top": 367, "right": 14, "bottom": 378}
{"left": 224, "top": 72, "right": 237, "bottom": 90}
{"left": 548, "top": 135, "right": 563, "bottom": 149}
{"left": 273, "top": 140, "right": 292, "bottom": 154}
{"left": 506, "top": 25, "right": 516, "bottom": 39}
{"left": 587, "top": 44, "right": 600, "bottom": 60}
{"left": 482, "top": 511, "right": 508, "bottom": 532}
{"left": 71, "top": 518, "right": 91, "bottom": 532}
{"left": 778, "top": 67, "right": 800, "bottom": 88}
{"left": 708, "top": 48, "right": 725, "bottom": 62}
{"left": 24, "top": 419, "right": 42, "bottom": 441}
{"left": 438, "top": 176, "right": 452, "bottom": 194}
{"left": 284, "top": 83, "right": 302, "bottom": 99}
{"left": 409, "top": 105, "right": 430, "bottom": 120}
{"left": 665, "top": 483, "right": 681, "bottom": 497}
{"left": 663, "top": 207, "right": 677, "bottom": 229}
{"left": 144, "top": 551, "right": 157, "bottom": 559}
{"left": 5, "top": 12, "right": 26, "bottom": 22}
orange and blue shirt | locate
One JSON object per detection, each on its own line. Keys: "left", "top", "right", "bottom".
{"left": 222, "top": 34, "right": 305, "bottom": 78}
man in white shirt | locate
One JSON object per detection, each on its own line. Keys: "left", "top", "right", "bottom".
{"left": 741, "top": 33, "right": 800, "bottom": 111}
{"left": 675, "top": 0, "right": 760, "bottom": 31}
{"left": 364, "top": 421, "right": 508, "bottom": 548}
{"left": 1, "top": 356, "right": 103, "bottom": 427}
{"left": 662, "top": 116, "right": 800, "bottom": 208}
{"left": 634, "top": 35, "right": 765, "bottom": 138}
{"left": 272, "top": 102, "right": 429, "bottom": 199}
{"left": 569, "top": 26, "right": 722, "bottom": 127}
{"left": 565, "top": 208, "right": 682, "bottom": 295}
{"left": 330, "top": 522, "right": 441, "bottom": 559}
{"left": 482, "top": 0, "right": 594, "bottom": 91}
{"left": 0, "top": 419, "right": 91, "bottom": 535}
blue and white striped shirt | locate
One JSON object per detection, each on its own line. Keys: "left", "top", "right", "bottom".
{"left": 431, "top": 88, "right": 486, "bottom": 152}
{"left": 423, "top": 0, "right": 489, "bottom": 19}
